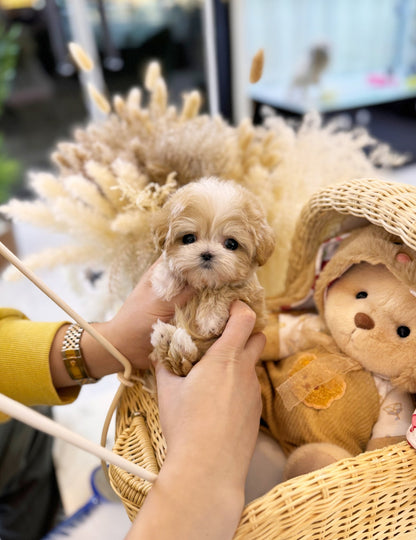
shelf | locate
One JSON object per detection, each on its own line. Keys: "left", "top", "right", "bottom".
{"left": 249, "top": 73, "right": 416, "bottom": 114}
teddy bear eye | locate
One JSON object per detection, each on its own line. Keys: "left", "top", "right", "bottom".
{"left": 182, "top": 234, "right": 196, "bottom": 244}
{"left": 397, "top": 326, "right": 411, "bottom": 338}
{"left": 356, "top": 291, "right": 368, "bottom": 299}
{"left": 224, "top": 238, "right": 239, "bottom": 250}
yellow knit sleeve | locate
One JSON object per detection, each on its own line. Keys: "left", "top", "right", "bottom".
{"left": 0, "top": 308, "right": 80, "bottom": 422}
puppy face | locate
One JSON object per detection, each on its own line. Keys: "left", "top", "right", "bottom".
{"left": 153, "top": 177, "right": 275, "bottom": 289}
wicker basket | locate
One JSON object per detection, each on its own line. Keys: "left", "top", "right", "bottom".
{"left": 108, "top": 177, "right": 416, "bottom": 539}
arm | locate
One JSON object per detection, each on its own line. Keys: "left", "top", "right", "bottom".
{"left": 50, "top": 259, "right": 193, "bottom": 388}
{"left": 0, "top": 310, "right": 76, "bottom": 413}
{"left": 367, "top": 383, "right": 414, "bottom": 451}
{"left": 126, "top": 301, "right": 265, "bottom": 540}
{"left": 261, "top": 311, "right": 324, "bottom": 361}
{"left": 0, "top": 259, "right": 192, "bottom": 414}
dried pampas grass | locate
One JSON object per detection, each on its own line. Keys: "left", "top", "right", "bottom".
{"left": 68, "top": 42, "right": 93, "bottom": 72}
{"left": 0, "top": 62, "right": 405, "bottom": 312}
{"left": 250, "top": 48, "right": 264, "bottom": 83}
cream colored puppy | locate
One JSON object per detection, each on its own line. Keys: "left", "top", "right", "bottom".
{"left": 150, "top": 176, "right": 275, "bottom": 376}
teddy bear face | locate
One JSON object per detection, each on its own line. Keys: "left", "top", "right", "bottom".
{"left": 324, "top": 262, "right": 416, "bottom": 380}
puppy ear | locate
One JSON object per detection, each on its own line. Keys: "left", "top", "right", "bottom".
{"left": 254, "top": 220, "right": 276, "bottom": 266}
{"left": 244, "top": 198, "right": 275, "bottom": 266}
{"left": 152, "top": 206, "right": 170, "bottom": 251}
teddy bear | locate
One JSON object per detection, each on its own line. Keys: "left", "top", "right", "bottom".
{"left": 257, "top": 224, "right": 416, "bottom": 480}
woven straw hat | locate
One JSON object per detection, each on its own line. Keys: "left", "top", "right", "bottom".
{"left": 108, "top": 176, "right": 416, "bottom": 539}
{"left": 267, "top": 176, "right": 416, "bottom": 311}
{"left": 312, "top": 223, "right": 416, "bottom": 317}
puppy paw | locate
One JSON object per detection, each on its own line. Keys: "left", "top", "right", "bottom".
{"left": 150, "top": 320, "right": 176, "bottom": 361}
{"left": 169, "top": 328, "right": 199, "bottom": 376}
{"left": 151, "top": 322, "right": 199, "bottom": 376}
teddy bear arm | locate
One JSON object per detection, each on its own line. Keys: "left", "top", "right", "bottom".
{"left": 367, "top": 385, "right": 414, "bottom": 450}
{"left": 261, "top": 311, "right": 325, "bottom": 361}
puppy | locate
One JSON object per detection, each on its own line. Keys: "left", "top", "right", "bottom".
{"left": 150, "top": 176, "right": 275, "bottom": 376}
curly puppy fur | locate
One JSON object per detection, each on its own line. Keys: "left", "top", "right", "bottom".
{"left": 150, "top": 176, "right": 275, "bottom": 375}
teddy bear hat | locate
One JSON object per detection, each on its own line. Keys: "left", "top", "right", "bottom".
{"left": 267, "top": 177, "right": 416, "bottom": 312}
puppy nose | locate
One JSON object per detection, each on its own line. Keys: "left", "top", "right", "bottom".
{"left": 354, "top": 312, "right": 375, "bottom": 330}
{"left": 201, "top": 252, "right": 213, "bottom": 261}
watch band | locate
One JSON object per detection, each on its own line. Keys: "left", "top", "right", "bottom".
{"left": 61, "top": 323, "right": 97, "bottom": 385}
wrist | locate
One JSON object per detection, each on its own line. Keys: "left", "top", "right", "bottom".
{"left": 102, "top": 314, "right": 153, "bottom": 371}
{"left": 51, "top": 322, "right": 124, "bottom": 388}
{"left": 80, "top": 322, "right": 124, "bottom": 380}
{"left": 61, "top": 323, "right": 98, "bottom": 384}
{"left": 163, "top": 446, "right": 246, "bottom": 507}
{"left": 153, "top": 453, "right": 245, "bottom": 537}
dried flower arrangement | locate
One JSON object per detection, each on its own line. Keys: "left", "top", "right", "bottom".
{"left": 0, "top": 59, "right": 405, "bottom": 313}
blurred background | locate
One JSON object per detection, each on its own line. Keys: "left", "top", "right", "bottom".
{"left": 245, "top": 0, "right": 416, "bottom": 159}
{"left": 1, "top": 0, "right": 416, "bottom": 204}
{"left": 0, "top": 1, "right": 415, "bottom": 539}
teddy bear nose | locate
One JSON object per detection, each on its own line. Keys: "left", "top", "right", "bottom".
{"left": 354, "top": 312, "right": 375, "bottom": 330}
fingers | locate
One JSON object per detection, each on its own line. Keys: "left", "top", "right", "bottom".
{"left": 205, "top": 301, "right": 265, "bottom": 370}
{"left": 154, "top": 300, "right": 263, "bottom": 382}
{"left": 245, "top": 332, "right": 266, "bottom": 367}
{"left": 152, "top": 358, "right": 180, "bottom": 393}
{"left": 217, "top": 300, "right": 257, "bottom": 350}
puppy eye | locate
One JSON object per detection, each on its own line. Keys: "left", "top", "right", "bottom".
{"left": 356, "top": 291, "right": 368, "bottom": 299}
{"left": 224, "top": 238, "right": 239, "bottom": 250}
{"left": 182, "top": 234, "right": 196, "bottom": 244}
{"left": 397, "top": 326, "right": 411, "bottom": 338}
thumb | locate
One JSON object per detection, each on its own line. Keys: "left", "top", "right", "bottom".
{"left": 152, "top": 359, "right": 180, "bottom": 393}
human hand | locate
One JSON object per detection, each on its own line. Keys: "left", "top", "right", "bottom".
{"left": 155, "top": 300, "right": 264, "bottom": 484}
{"left": 126, "top": 300, "right": 265, "bottom": 540}
{"left": 105, "top": 258, "right": 193, "bottom": 368}
{"left": 66, "top": 258, "right": 193, "bottom": 383}
{"left": 157, "top": 302, "right": 264, "bottom": 522}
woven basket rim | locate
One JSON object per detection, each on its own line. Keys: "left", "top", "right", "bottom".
{"left": 110, "top": 378, "right": 416, "bottom": 539}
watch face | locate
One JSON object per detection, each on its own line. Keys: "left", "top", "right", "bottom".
{"left": 62, "top": 324, "right": 96, "bottom": 384}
